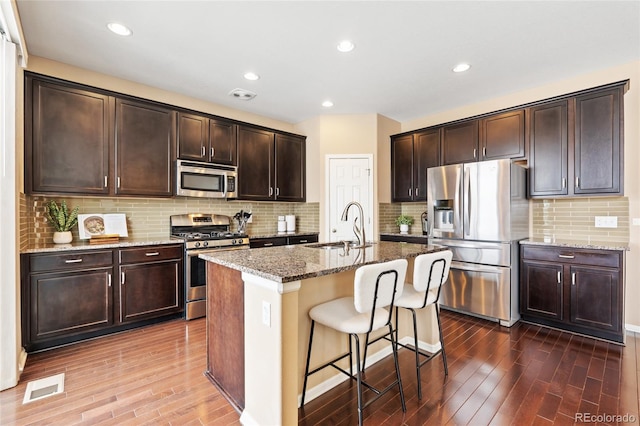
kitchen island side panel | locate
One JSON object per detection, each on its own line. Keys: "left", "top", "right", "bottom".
{"left": 205, "top": 262, "right": 244, "bottom": 412}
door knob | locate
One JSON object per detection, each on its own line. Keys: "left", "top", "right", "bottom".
{"left": 332, "top": 229, "right": 337, "bottom": 233}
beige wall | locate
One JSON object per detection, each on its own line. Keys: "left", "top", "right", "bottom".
{"left": 26, "top": 56, "right": 296, "bottom": 135}
{"left": 295, "top": 114, "right": 381, "bottom": 241}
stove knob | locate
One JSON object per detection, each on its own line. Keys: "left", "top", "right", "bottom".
{"left": 203, "top": 241, "right": 209, "bottom": 247}
{"left": 232, "top": 239, "right": 237, "bottom": 244}
{"left": 195, "top": 242, "right": 201, "bottom": 248}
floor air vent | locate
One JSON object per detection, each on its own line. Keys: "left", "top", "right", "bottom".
{"left": 23, "top": 373, "right": 65, "bottom": 404}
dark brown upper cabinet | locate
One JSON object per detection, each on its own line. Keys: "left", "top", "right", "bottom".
{"left": 528, "top": 100, "right": 569, "bottom": 197}
{"left": 573, "top": 87, "right": 623, "bottom": 195}
{"left": 115, "top": 99, "right": 175, "bottom": 197}
{"left": 479, "top": 109, "right": 525, "bottom": 161}
{"left": 177, "top": 112, "right": 237, "bottom": 165}
{"left": 25, "top": 74, "right": 176, "bottom": 197}
{"left": 391, "top": 129, "right": 440, "bottom": 202}
{"left": 441, "top": 120, "right": 478, "bottom": 165}
{"left": 26, "top": 77, "right": 112, "bottom": 195}
{"left": 528, "top": 83, "right": 626, "bottom": 198}
{"left": 237, "top": 126, "right": 305, "bottom": 202}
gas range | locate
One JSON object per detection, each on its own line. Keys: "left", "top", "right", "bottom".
{"left": 170, "top": 213, "right": 249, "bottom": 250}
{"left": 170, "top": 213, "right": 250, "bottom": 320}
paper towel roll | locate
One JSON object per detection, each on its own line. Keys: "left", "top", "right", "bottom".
{"left": 285, "top": 215, "right": 296, "bottom": 233}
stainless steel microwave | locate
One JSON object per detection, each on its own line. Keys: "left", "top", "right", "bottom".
{"left": 175, "top": 160, "right": 237, "bottom": 198}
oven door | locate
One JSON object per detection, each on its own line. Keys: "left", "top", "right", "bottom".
{"left": 185, "top": 245, "right": 249, "bottom": 320}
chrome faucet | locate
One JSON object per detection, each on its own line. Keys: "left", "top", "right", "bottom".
{"left": 341, "top": 201, "right": 366, "bottom": 248}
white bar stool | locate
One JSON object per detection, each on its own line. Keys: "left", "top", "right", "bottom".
{"left": 301, "top": 258, "right": 408, "bottom": 426}
{"left": 396, "top": 250, "right": 452, "bottom": 399}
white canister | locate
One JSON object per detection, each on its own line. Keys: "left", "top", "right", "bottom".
{"left": 277, "top": 216, "right": 286, "bottom": 233}
{"left": 285, "top": 215, "right": 296, "bottom": 233}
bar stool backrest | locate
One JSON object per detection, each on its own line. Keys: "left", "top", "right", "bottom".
{"left": 354, "top": 259, "right": 407, "bottom": 314}
{"left": 412, "top": 250, "right": 453, "bottom": 293}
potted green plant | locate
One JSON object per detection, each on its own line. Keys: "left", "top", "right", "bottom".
{"left": 395, "top": 214, "right": 414, "bottom": 234}
{"left": 45, "top": 200, "right": 79, "bottom": 244}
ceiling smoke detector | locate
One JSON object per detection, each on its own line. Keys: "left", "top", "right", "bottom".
{"left": 228, "top": 88, "right": 257, "bottom": 100}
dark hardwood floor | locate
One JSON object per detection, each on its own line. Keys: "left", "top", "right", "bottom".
{"left": 1, "top": 310, "right": 638, "bottom": 425}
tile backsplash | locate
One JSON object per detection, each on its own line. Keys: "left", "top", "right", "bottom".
{"left": 532, "top": 197, "right": 629, "bottom": 243}
{"left": 379, "top": 202, "right": 426, "bottom": 235}
{"left": 380, "top": 197, "right": 630, "bottom": 243}
{"left": 25, "top": 195, "right": 319, "bottom": 247}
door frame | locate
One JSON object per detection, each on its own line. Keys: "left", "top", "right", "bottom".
{"left": 324, "top": 154, "right": 374, "bottom": 242}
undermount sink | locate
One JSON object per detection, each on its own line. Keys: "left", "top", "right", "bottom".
{"left": 306, "top": 241, "right": 373, "bottom": 250}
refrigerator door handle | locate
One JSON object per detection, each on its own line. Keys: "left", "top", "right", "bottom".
{"left": 464, "top": 167, "right": 471, "bottom": 236}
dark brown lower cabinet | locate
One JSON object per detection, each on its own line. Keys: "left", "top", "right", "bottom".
{"left": 118, "top": 245, "right": 183, "bottom": 323}
{"left": 520, "top": 244, "right": 624, "bottom": 343}
{"left": 22, "top": 244, "right": 184, "bottom": 352}
{"left": 249, "top": 233, "right": 318, "bottom": 248}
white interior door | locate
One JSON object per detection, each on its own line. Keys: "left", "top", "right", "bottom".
{"left": 327, "top": 156, "right": 373, "bottom": 243}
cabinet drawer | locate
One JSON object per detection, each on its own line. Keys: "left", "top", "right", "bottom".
{"left": 521, "top": 245, "right": 621, "bottom": 268}
{"left": 119, "top": 245, "right": 183, "bottom": 264}
{"left": 249, "top": 237, "right": 287, "bottom": 248}
{"left": 30, "top": 250, "right": 113, "bottom": 273}
{"left": 288, "top": 234, "right": 318, "bottom": 245}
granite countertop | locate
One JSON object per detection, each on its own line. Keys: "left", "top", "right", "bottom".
{"left": 200, "top": 240, "right": 445, "bottom": 283}
{"left": 22, "top": 237, "right": 183, "bottom": 254}
{"left": 520, "top": 238, "right": 629, "bottom": 251}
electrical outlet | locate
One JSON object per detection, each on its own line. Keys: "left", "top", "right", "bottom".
{"left": 594, "top": 216, "right": 618, "bottom": 228}
{"left": 262, "top": 301, "right": 271, "bottom": 327}
{"left": 633, "top": 218, "right": 640, "bottom": 226}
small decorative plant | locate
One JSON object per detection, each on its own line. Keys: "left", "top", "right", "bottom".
{"left": 395, "top": 215, "right": 414, "bottom": 226}
{"left": 45, "top": 200, "right": 79, "bottom": 232}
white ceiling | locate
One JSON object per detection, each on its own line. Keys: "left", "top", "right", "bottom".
{"left": 15, "top": 1, "right": 640, "bottom": 124}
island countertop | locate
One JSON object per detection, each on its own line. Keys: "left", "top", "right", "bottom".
{"left": 200, "top": 241, "right": 445, "bottom": 283}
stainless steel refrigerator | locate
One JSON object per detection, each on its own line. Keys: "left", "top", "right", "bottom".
{"left": 427, "top": 159, "right": 529, "bottom": 326}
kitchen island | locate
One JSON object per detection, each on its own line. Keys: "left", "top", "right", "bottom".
{"left": 200, "top": 241, "right": 446, "bottom": 426}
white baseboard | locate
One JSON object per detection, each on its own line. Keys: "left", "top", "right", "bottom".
{"left": 298, "top": 336, "right": 441, "bottom": 406}
{"left": 625, "top": 323, "right": 640, "bottom": 333}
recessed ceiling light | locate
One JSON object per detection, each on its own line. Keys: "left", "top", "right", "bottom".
{"left": 107, "top": 22, "right": 132, "bottom": 36}
{"left": 244, "top": 72, "right": 260, "bottom": 81}
{"left": 322, "top": 100, "right": 334, "bottom": 108}
{"left": 336, "top": 40, "right": 355, "bottom": 53}
{"left": 453, "top": 63, "right": 471, "bottom": 73}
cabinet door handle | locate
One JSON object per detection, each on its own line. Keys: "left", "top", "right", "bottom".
{"left": 145, "top": 252, "right": 160, "bottom": 257}
{"left": 269, "top": 187, "right": 273, "bottom": 196}
{"left": 571, "top": 272, "right": 576, "bottom": 286}
{"left": 264, "top": 243, "right": 274, "bottom": 247}
{"left": 276, "top": 187, "right": 280, "bottom": 196}
{"left": 64, "top": 259, "right": 83, "bottom": 264}
{"left": 562, "top": 178, "right": 566, "bottom": 189}
{"left": 117, "top": 177, "right": 121, "bottom": 188}
{"left": 211, "top": 147, "right": 215, "bottom": 158}
{"left": 121, "top": 272, "right": 125, "bottom": 285}
{"left": 408, "top": 188, "right": 412, "bottom": 197}
{"left": 557, "top": 271, "right": 561, "bottom": 284}
{"left": 108, "top": 273, "right": 112, "bottom": 287}
{"left": 483, "top": 147, "right": 487, "bottom": 157}
{"left": 299, "top": 240, "right": 308, "bottom": 243}
{"left": 201, "top": 146, "right": 206, "bottom": 157}
{"left": 415, "top": 187, "right": 419, "bottom": 196}
{"left": 558, "top": 254, "right": 575, "bottom": 259}
{"left": 104, "top": 176, "right": 108, "bottom": 187}
{"left": 575, "top": 177, "right": 580, "bottom": 188}
{"left": 473, "top": 148, "right": 477, "bottom": 158}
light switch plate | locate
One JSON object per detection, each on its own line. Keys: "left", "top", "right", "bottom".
{"left": 594, "top": 216, "right": 618, "bottom": 228}
{"left": 633, "top": 218, "right": 640, "bottom": 226}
